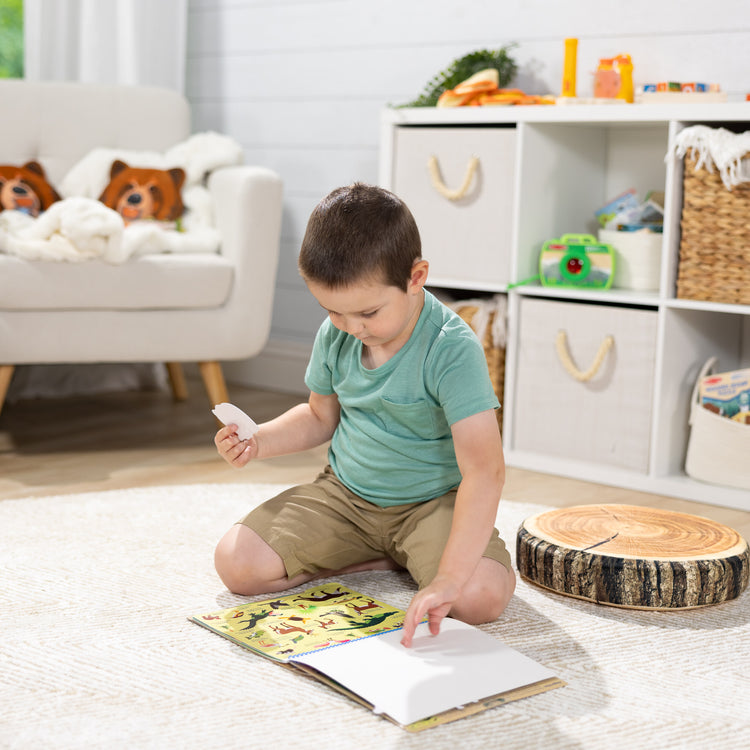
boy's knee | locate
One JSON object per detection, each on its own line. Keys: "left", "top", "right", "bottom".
{"left": 214, "top": 534, "right": 252, "bottom": 595}
{"left": 451, "top": 561, "right": 516, "bottom": 625}
{"left": 214, "top": 524, "right": 283, "bottom": 596}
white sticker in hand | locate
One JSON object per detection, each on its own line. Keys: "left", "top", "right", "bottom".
{"left": 211, "top": 402, "right": 259, "bottom": 441}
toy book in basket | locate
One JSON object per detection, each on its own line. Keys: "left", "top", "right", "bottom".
{"left": 686, "top": 358, "right": 750, "bottom": 491}
{"left": 699, "top": 367, "right": 750, "bottom": 424}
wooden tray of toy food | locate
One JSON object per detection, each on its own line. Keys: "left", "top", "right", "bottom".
{"left": 516, "top": 504, "right": 749, "bottom": 609}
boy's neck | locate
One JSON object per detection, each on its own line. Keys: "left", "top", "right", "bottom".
{"left": 362, "top": 289, "right": 425, "bottom": 369}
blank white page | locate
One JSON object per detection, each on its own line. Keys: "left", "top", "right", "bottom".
{"left": 291, "top": 618, "right": 556, "bottom": 726}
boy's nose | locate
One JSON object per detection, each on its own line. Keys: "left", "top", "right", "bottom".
{"left": 345, "top": 319, "right": 364, "bottom": 337}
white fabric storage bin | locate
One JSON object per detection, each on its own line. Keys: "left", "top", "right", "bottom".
{"left": 599, "top": 228, "right": 662, "bottom": 291}
{"left": 513, "top": 297, "right": 657, "bottom": 472}
{"left": 391, "top": 126, "right": 516, "bottom": 287}
{"left": 685, "top": 358, "right": 750, "bottom": 491}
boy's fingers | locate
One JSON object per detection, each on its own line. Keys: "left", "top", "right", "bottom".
{"left": 400, "top": 611, "right": 417, "bottom": 647}
{"left": 214, "top": 424, "right": 237, "bottom": 446}
{"left": 220, "top": 423, "right": 239, "bottom": 439}
{"left": 400, "top": 599, "right": 428, "bottom": 648}
{"left": 234, "top": 439, "right": 253, "bottom": 458}
{"left": 428, "top": 610, "right": 444, "bottom": 636}
{"left": 401, "top": 587, "right": 454, "bottom": 647}
{"left": 400, "top": 620, "right": 416, "bottom": 648}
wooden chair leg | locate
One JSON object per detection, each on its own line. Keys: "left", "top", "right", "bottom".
{"left": 0, "top": 365, "right": 15, "bottom": 417}
{"left": 165, "top": 362, "right": 189, "bottom": 402}
{"left": 198, "top": 361, "right": 229, "bottom": 407}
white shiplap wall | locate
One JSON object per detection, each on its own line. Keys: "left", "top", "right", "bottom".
{"left": 185, "top": 0, "right": 750, "bottom": 393}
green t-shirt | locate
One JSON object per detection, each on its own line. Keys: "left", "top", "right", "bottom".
{"left": 304, "top": 290, "right": 500, "bottom": 507}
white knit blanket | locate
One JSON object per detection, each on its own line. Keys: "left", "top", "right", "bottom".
{"left": 0, "top": 132, "right": 243, "bottom": 263}
{"left": 671, "top": 125, "right": 750, "bottom": 190}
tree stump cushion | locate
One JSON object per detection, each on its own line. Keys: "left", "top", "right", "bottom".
{"left": 516, "top": 504, "right": 749, "bottom": 609}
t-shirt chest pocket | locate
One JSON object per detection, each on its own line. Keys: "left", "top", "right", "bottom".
{"left": 378, "top": 397, "right": 441, "bottom": 439}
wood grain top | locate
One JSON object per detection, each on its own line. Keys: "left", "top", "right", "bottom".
{"left": 521, "top": 504, "right": 747, "bottom": 561}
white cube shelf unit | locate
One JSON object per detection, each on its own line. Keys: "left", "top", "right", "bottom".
{"left": 380, "top": 103, "right": 750, "bottom": 511}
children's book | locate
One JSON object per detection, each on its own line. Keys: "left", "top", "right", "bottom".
{"left": 190, "top": 582, "right": 564, "bottom": 730}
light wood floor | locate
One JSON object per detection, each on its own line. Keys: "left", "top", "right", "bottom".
{"left": 1, "top": 377, "right": 748, "bottom": 539}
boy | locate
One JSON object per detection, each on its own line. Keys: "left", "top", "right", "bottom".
{"left": 214, "top": 182, "right": 515, "bottom": 647}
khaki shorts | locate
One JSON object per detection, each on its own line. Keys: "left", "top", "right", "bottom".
{"left": 238, "top": 466, "right": 511, "bottom": 588}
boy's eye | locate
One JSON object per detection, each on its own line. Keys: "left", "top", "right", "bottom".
{"left": 361, "top": 311, "right": 378, "bottom": 319}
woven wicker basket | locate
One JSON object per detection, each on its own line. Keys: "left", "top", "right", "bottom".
{"left": 676, "top": 152, "right": 750, "bottom": 305}
{"left": 453, "top": 300, "right": 506, "bottom": 434}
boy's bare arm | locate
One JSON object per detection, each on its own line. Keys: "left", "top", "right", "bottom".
{"left": 214, "top": 391, "right": 340, "bottom": 468}
{"left": 401, "top": 409, "right": 504, "bottom": 646}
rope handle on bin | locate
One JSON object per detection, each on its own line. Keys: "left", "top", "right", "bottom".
{"left": 689, "top": 357, "right": 718, "bottom": 424}
{"left": 555, "top": 330, "right": 614, "bottom": 382}
{"left": 427, "top": 154, "right": 479, "bottom": 201}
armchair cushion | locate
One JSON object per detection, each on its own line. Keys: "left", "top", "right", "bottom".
{"left": 0, "top": 253, "right": 233, "bottom": 310}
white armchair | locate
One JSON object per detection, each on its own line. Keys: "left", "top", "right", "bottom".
{"left": 0, "top": 80, "right": 283, "bottom": 415}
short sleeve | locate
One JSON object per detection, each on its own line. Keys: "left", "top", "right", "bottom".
{"left": 304, "top": 318, "right": 336, "bottom": 395}
{"left": 430, "top": 325, "right": 499, "bottom": 426}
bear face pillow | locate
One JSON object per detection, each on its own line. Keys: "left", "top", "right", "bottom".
{"left": 0, "top": 161, "right": 62, "bottom": 216}
{"left": 98, "top": 160, "right": 186, "bottom": 225}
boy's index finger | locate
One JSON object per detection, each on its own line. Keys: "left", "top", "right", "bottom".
{"left": 399, "top": 609, "right": 417, "bottom": 648}
{"left": 400, "top": 619, "right": 416, "bottom": 648}
{"left": 400, "top": 603, "right": 428, "bottom": 648}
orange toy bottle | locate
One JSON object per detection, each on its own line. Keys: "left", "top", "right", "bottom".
{"left": 594, "top": 58, "right": 620, "bottom": 98}
{"left": 615, "top": 54, "right": 634, "bottom": 103}
{"left": 561, "top": 38, "right": 578, "bottom": 97}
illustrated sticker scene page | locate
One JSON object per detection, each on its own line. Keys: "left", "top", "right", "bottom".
{"left": 191, "top": 583, "right": 405, "bottom": 662}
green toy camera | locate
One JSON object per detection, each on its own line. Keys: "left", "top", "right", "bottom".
{"left": 539, "top": 234, "right": 615, "bottom": 289}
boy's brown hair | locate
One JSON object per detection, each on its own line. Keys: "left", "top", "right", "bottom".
{"left": 298, "top": 182, "right": 421, "bottom": 290}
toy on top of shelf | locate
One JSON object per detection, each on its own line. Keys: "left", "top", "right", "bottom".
{"left": 594, "top": 58, "right": 620, "bottom": 98}
{"left": 397, "top": 45, "right": 555, "bottom": 108}
{"left": 399, "top": 46, "right": 518, "bottom": 107}
{"left": 637, "top": 82, "right": 727, "bottom": 103}
{"left": 592, "top": 55, "right": 634, "bottom": 102}
{"left": 560, "top": 38, "right": 578, "bottom": 98}
{"left": 435, "top": 69, "right": 555, "bottom": 107}
{"left": 615, "top": 55, "right": 634, "bottom": 103}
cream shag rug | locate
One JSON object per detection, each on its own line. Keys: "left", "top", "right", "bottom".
{"left": 1, "top": 483, "right": 748, "bottom": 750}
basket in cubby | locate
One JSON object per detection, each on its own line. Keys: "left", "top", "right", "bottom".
{"left": 676, "top": 147, "right": 750, "bottom": 306}
{"left": 449, "top": 295, "right": 506, "bottom": 434}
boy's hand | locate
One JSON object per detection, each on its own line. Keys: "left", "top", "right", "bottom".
{"left": 214, "top": 424, "right": 258, "bottom": 468}
{"left": 400, "top": 574, "right": 460, "bottom": 648}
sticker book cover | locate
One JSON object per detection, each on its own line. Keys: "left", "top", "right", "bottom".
{"left": 190, "top": 582, "right": 405, "bottom": 663}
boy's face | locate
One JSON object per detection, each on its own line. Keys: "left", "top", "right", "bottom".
{"left": 306, "top": 261, "right": 428, "bottom": 353}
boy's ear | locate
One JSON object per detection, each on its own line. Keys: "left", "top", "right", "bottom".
{"left": 409, "top": 259, "right": 429, "bottom": 291}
